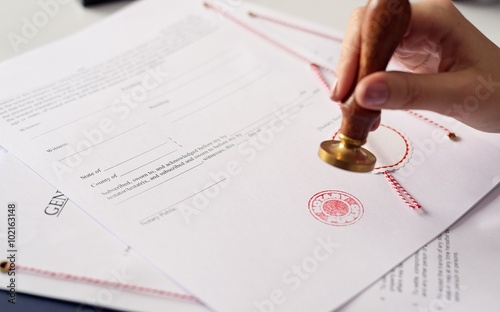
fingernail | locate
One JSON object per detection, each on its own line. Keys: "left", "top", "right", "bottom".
{"left": 330, "top": 77, "right": 338, "bottom": 99}
{"left": 363, "top": 82, "right": 388, "bottom": 106}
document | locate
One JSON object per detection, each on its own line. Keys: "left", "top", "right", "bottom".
{"left": 2, "top": 146, "right": 499, "bottom": 312}
{"left": 340, "top": 185, "right": 500, "bottom": 312}
{"left": 0, "top": 1, "right": 498, "bottom": 311}
{"left": 0, "top": 148, "right": 207, "bottom": 312}
{"left": 247, "top": 9, "right": 500, "bottom": 311}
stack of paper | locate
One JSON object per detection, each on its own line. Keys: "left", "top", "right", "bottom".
{"left": 1, "top": 1, "right": 499, "bottom": 311}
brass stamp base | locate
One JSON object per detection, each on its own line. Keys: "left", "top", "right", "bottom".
{"left": 318, "top": 134, "right": 376, "bottom": 173}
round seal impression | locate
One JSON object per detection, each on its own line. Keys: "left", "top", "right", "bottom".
{"left": 308, "top": 190, "right": 364, "bottom": 226}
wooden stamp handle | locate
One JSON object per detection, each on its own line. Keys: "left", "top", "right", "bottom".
{"left": 339, "top": 0, "right": 411, "bottom": 141}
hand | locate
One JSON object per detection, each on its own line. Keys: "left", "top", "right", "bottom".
{"left": 331, "top": 0, "right": 500, "bottom": 133}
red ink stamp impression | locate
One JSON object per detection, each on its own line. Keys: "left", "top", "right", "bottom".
{"left": 308, "top": 190, "right": 364, "bottom": 226}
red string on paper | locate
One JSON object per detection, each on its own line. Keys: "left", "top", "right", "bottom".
{"left": 310, "top": 63, "right": 334, "bottom": 92}
{"left": 243, "top": 6, "right": 458, "bottom": 140}
{"left": 248, "top": 10, "right": 344, "bottom": 43}
{"left": 313, "top": 64, "right": 421, "bottom": 209}
{"left": 383, "top": 171, "right": 422, "bottom": 209}
{"left": 204, "top": 2, "right": 311, "bottom": 65}
{"left": 203, "top": 2, "right": 335, "bottom": 75}
{"left": 373, "top": 125, "right": 411, "bottom": 171}
{"left": 405, "top": 110, "right": 457, "bottom": 139}
{"left": 332, "top": 128, "right": 341, "bottom": 140}
{"left": 206, "top": 2, "right": 423, "bottom": 209}
{"left": 330, "top": 124, "right": 412, "bottom": 172}
{"left": 0, "top": 2, "right": 436, "bottom": 301}
{"left": 0, "top": 262, "right": 201, "bottom": 304}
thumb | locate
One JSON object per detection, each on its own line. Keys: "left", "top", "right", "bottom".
{"left": 354, "top": 71, "right": 474, "bottom": 116}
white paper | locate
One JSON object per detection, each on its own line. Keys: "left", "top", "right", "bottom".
{"left": 2, "top": 144, "right": 499, "bottom": 312}
{"left": 0, "top": 151, "right": 208, "bottom": 312}
{"left": 339, "top": 185, "right": 500, "bottom": 312}
{"left": 244, "top": 6, "right": 500, "bottom": 311}
{"left": 0, "top": 1, "right": 499, "bottom": 311}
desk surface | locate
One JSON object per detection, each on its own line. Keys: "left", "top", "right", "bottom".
{"left": 0, "top": 0, "right": 499, "bottom": 63}
{"left": 0, "top": 0, "right": 498, "bottom": 311}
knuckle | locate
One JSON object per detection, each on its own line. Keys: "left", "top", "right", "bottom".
{"left": 432, "top": 0, "right": 455, "bottom": 18}
{"left": 350, "top": 7, "right": 365, "bottom": 23}
{"left": 399, "top": 75, "right": 423, "bottom": 108}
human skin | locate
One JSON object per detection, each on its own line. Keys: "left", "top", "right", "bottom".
{"left": 331, "top": 0, "right": 500, "bottom": 133}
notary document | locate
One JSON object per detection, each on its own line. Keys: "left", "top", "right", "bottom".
{"left": 1, "top": 145, "right": 500, "bottom": 312}
{"left": 0, "top": 1, "right": 499, "bottom": 311}
{"left": 0, "top": 149, "right": 207, "bottom": 312}
{"left": 340, "top": 187, "right": 500, "bottom": 312}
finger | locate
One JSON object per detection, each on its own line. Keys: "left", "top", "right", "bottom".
{"left": 402, "top": 0, "right": 454, "bottom": 43}
{"left": 400, "top": 0, "right": 478, "bottom": 56}
{"left": 331, "top": 7, "right": 364, "bottom": 102}
{"left": 354, "top": 70, "right": 475, "bottom": 116}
